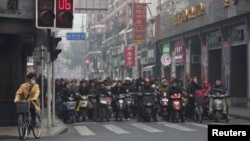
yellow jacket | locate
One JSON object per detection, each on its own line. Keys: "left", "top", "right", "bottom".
{"left": 14, "top": 83, "right": 41, "bottom": 111}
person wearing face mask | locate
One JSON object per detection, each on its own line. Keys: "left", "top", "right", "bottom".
{"left": 166, "top": 78, "right": 184, "bottom": 122}
{"left": 14, "top": 73, "right": 41, "bottom": 127}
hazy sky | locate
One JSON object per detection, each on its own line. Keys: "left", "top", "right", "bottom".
{"left": 57, "top": 13, "right": 87, "bottom": 38}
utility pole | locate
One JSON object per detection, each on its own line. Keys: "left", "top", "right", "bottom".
{"left": 47, "top": 29, "right": 52, "bottom": 127}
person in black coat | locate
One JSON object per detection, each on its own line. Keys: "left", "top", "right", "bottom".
{"left": 187, "top": 76, "right": 202, "bottom": 120}
{"left": 110, "top": 80, "right": 127, "bottom": 120}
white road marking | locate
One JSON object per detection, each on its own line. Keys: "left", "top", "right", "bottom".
{"left": 163, "top": 123, "right": 196, "bottom": 131}
{"left": 130, "top": 123, "right": 164, "bottom": 133}
{"left": 74, "top": 126, "right": 96, "bottom": 136}
{"left": 185, "top": 122, "right": 208, "bottom": 128}
{"left": 102, "top": 124, "right": 130, "bottom": 134}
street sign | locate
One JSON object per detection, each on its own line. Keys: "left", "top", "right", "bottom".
{"left": 161, "top": 54, "right": 171, "bottom": 66}
{"left": 66, "top": 32, "right": 86, "bottom": 40}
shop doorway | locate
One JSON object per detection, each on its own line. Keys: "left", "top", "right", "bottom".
{"left": 230, "top": 45, "right": 247, "bottom": 97}
{"left": 208, "top": 49, "right": 221, "bottom": 84}
{"left": 176, "top": 65, "right": 184, "bottom": 84}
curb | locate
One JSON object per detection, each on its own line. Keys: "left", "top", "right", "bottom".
{"left": 229, "top": 114, "right": 250, "bottom": 121}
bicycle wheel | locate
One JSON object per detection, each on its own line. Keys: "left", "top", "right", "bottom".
{"left": 31, "top": 113, "right": 42, "bottom": 139}
{"left": 17, "top": 114, "right": 28, "bottom": 140}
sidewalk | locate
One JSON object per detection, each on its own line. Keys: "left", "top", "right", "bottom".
{"left": 0, "top": 110, "right": 67, "bottom": 140}
{"left": 228, "top": 106, "right": 250, "bottom": 121}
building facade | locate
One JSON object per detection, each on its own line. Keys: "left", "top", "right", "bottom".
{"left": 156, "top": 0, "right": 250, "bottom": 107}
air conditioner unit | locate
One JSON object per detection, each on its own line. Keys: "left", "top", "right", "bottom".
{"left": 192, "top": 55, "right": 201, "bottom": 64}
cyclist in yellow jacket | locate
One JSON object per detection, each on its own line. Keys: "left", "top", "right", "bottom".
{"left": 14, "top": 73, "right": 41, "bottom": 124}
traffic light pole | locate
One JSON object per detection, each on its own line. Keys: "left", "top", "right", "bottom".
{"left": 47, "top": 29, "right": 52, "bottom": 127}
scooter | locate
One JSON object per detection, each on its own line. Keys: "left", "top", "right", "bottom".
{"left": 159, "top": 92, "right": 168, "bottom": 121}
{"left": 98, "top": 94, "right": 110, "bottom": 122}
{"left": 115, "top": 94, "right": 126, "bottom": 121}
{"left": 106, "top": 92, "right": 113, "bottom": 118}
{"left": 169, "top": 93, "right": 182, "bottom": 123}
{"left": 209, "top": 92, "right": 229, "bottom": 122}
{"left": 63, "top": 94, "right": 77, "bottom": 123}
{"left": 76, "top": 94, "right": 89, "bottom": 121}
{"left": 125, "top": 92, "right": 134, "bottom": 118}
{"left": 141, "top": 92, "right": 154, "bottom": 122}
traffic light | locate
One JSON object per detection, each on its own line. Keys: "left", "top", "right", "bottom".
{"left": 50, "top": 36, "right": 62, "bottom": 62}
{"left": 36, "top": 0, "right": 55, "bottom": 28}
{"left": 56, "top": 0, "right": 74, "bottom": 28}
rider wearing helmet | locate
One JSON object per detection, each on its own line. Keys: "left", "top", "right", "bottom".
{"left": 137, "top": 78, "right": 158, "bottom": 122}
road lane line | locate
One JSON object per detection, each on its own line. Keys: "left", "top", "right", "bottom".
{"left": 130, "top": 123, "right": 164, "bottom": 133}
{"left": 74, "top": 126, "right": 96, "bottom": 136}
{"left": 163, "top": 123, "right": 196, "bottom": 131}
{"left": 103, "top": 124, "right": 130, "bottom": 134}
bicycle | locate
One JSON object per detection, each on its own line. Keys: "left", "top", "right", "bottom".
{"left": 16, "top": 100, "right": 42, "bottom": 140}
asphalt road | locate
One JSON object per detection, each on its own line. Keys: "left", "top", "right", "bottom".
{"left": 4, "top": 117, "right": 250, "bottom": 141}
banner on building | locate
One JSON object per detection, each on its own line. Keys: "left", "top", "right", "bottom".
{"left": 174, "top": 40, "right": 185, "bottom": 64}
{"left": 124, "top": 46, "right": 135, "bottom": 67}
{"left": 133, "top": 3, "right": 147, "bottom": 44}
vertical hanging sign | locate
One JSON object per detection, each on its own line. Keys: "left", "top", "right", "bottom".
{"left": 133, "top": 3, "right": 147, "bottom": 44}
{"left": 124, "top": 46, "right": 135, "bottom": 67}
{"left": 174, "top": 40, "right": 185, "bottom": 64}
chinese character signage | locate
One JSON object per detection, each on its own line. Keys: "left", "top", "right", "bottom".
{"left": 133, "top": 3, "right": 147, "bottom": 44}
{"left": 174, "top": 40, "right": 185, "bottom": 64}
{"left": 124, "top": 46, "right": 135, "bottom": 67}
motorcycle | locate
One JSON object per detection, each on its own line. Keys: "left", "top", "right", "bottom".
{"left": 141, "top": 92, "right": 154, "bottom": 122}
{"left": 209, "top": 92, "right": 229, "bottom": 122}
{"left": 115, "top": 93, "right": 126, "bottom": 121}
{"left": 159, "top": 92, "right": 169, "bottom": 121}
{"left": 88, "top": 94, "right": 98, "bottom": 122}
{"left": 125, "top": 92, "right": 135, "bottom": 118}
{"left": 106, "top": 92, "right": 113, "bottom": 118}
{"left": 169, "top": 93, "right": 182, "bottom": 123}
{"left": 98, "top": 94, "right": 110, "bottom": 122}
{"left": 76, "top": 94, "right": 89, "bottom": 121}
{"left": 63, "top": 94, "right": 77, "bottom": 123}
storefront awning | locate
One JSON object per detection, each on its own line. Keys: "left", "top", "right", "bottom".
{"left": 143, "top": 65, "right": 156, "bottom": 71}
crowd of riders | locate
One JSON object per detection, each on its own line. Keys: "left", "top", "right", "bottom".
{"left": 54, "top": 74, "right": 229, "bottom": 123}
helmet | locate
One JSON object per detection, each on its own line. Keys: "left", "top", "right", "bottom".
{"left": 125, "top": 77, "right": 131, "bottom": 81}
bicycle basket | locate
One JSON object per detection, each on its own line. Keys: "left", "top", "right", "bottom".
{"left": 16, "top": 101, "right": 29, "bottom": 114}
{"left": 195, "top": 96, "right": 205, "bottom": 105}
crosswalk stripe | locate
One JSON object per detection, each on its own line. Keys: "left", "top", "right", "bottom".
{"left": 130, "top": 123, "right": 164, "bottom": 133}
{"left": 185, "top": 122, "right": 208, "bottom": 128}
{"left": 103, "top": 124, "right": 130, "bottom": 134}
{"left": 162, "top": 123, "right": 196, "bottom": 131}
{"left": 74, "top": 126, "right": 96, "bottom": 136}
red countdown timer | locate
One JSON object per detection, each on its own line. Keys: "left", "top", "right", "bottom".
{"left": 57, "top": 0, "right": 72, "bottom": 11}
{"left": 56, "top": 0, "right": 73, "bottom": 28}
